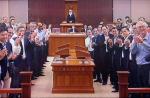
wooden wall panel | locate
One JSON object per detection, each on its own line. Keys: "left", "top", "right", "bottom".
{"left": 28, "top": 0, "right": 65, "bottom": 27}
{"left": 65, "top": 0, "right": 78, "bottom": 20}
{"left": 78, "top": 0, "right": 113, "bottom": 26}
{"left": 28, "top": 0, "right": 113, "bottom": 27}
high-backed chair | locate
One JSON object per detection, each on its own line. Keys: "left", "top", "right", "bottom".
{"left": 74, "top": 45, "right": 88, "bottom": 51}
{"left": 55, "top": 48, "right": 70, "bottom": 58}
{"left": 75, "top": 50, "right": 91, "bottom": 59}
{"left": 57, "top": 43, "right": 70, "bottom": 50}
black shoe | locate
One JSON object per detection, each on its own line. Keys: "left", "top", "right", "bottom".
{"left": 112, "top": 89, "right": 118, "bottom": 92}
{"left": 32, "top": 77, "right": 37, "bottom": 80}
{"left": 94, "top": 79, "right": 101, "bottom": 82}
{"left": 102, "top": 82, "right": 107, "bottom": 85}
{"left": 43, "top": 65, "right": 46, "bottom": 67}
{"left": 39, "top": 74, "right": 45, "bottom": 76}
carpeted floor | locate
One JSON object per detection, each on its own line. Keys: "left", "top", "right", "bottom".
{"left": 31, "top": 57, "right": 119, "bottom": 98}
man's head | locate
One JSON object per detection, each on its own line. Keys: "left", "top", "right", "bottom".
{"left": 102, "top": 26, "right": 108, "bottom": 35}
{"left": 69, "top": 9, "right": 73, "bottom": 15}
{"left": 2, "top": 16, "right": 8, "bottom": 23}
{"left": 87, "top": 30, "right": 92, "bottom": 37}
{"left": 136, "top": 21, "right": 148, "bottom": 37}
{"left": 16, "top": 26, "right": 25, "bottom": 37}
{"left": 0, "top": 26, "right": 8, "bottom": 43}
{"left": 29, "top": 22, "right": 37, "bottom": 31}
{"left": 121, "top": 27, "right": 130, "bottom": 37}
{"left": 111, "top": 27, "right": 118, "bottom": 36}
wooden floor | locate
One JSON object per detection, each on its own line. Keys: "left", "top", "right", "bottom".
{"left": 31, "top": 57, "right": 119, "bottom": 98}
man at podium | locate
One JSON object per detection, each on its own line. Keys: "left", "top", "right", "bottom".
{"left": 67, "top": 10, "right": 76, "bottom": 23}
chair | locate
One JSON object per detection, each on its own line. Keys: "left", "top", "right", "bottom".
{"left": 55, "top": 48, "right": 70, "bottom": 58}
{"left": 75, "top": 50, "right": 91, "bottom": 59}
{"left": 74, "top": 45, "right": 88, "bottom": 51}
{"left": 57, "top": 43, "right": 70, "bottom": 50}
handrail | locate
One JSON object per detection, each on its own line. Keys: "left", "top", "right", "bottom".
{"left": 0, "top": 71, "right": 32, "bottom": 98}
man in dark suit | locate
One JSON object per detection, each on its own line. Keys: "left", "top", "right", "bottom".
{"left": 0, "top": 26, "right": 9, "bottom": 90}
{"left": 67, "top": 10, "right": 76, "bottom": 23}
{"left": 69, "top": 25, "right": 78, "bottom": 33}
{"left": 93, "top": 29, "right": 105, "bottom": 83}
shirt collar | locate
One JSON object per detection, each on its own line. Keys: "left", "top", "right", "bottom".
{"left": 143, "top": 32, "right": 149, "bottom": 40}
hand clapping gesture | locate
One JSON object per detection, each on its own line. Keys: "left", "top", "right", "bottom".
{"left": 0, "top": 49, "right": 8, "bottom": 60}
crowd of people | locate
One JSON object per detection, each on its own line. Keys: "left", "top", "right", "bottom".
{"left": 0, "top": 15, "right": 150, "bottom": 98}
{"left": 85, "top": 17, "right": 150, "bottom": 98}
{"left": 0, "top": 16, "right": 51, "bottom": 98}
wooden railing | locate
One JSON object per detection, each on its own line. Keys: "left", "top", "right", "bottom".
{"left": 117, "top": 71, "right": 150, "bottom": 98}
{"left": 0, "top": 71, "right": 32, "bottom": 98}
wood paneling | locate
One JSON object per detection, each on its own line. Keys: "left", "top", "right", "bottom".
{"left": 78, "top": 0, "right": 113, "bottom": 26}
{"left": 28, "top": 0, "right": 65, "bottom": 27}
{"left": 65, "top": 0, "right": 78, "bottom": 20}
{"left": 28, "top": 0, "right": 113, "bottom": 27}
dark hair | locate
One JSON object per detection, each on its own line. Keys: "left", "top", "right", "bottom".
{"left": 0, "top": 26, "right": 7, "bottom": 33}
{"left": 111, "top": 27, "right": 117, "bottom": 30}
{"left": 117, "top": 18, "right": 122, "bottom": 21}
{"left": 10, "top": 16, "right": 15, "bottom": 19}
{"left": 125, "top": 16, "right": 130, "bottom": 19}
{"left": 121, "top": 26, "right": 129, "bottom": 31}
{"left": 16, "top": 26, "right": 25, "bottom": 32}
{"left": 132, "top": 22, "right": 137, "bottom": 26}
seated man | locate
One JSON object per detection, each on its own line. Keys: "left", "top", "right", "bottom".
{"left": 69, "top": 25, "right": 78, "bottom": 33}
{"left": 67, "top": 10, "right": 76, "bottom": 23}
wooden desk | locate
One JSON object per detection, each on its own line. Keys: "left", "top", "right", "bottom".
{"left": 48, "top": 33, "right": 86, "bottom": 56}
{"left": 52, "top": 58, "right": 94, "bottom": 93}
{"left": 60, "top": 23, "right": 83, "bottom": 32}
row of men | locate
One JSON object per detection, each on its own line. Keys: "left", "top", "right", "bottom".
{"left": 85, "top": 21, "right": 150, "bottom": 97}
{"left": 0, "top": 21, "right": 50, "bottom": 97}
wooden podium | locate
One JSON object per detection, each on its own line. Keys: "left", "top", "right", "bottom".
{"left": 52, "top": 58, "right": 94, "bottom": 93}
{"left": 61, "top": 0, "right": 83, "bottom": 32}
{"left": 52, "top": 48, "right": 94, "bottom": 93}
{"left": 48, "top": 33, "right": 86, "bottom": 56}
{"left": 60, "top": 22, "right": 83, "bottom": 32}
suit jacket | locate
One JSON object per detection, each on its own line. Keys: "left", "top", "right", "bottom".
{"left": 0, "top": 43, "right": 8, "bottom": 80}
{"left": 14, "top": 36, "right": 29, "bottom": 67}
{"left": 6, "top": 41, "right": 12, "bottom": 55}
{"left": 113, "top": 44, "right": 123, "bottom": 68}
{"left": 0, "top": 23, "right": 7, "bottom": 30}
{"left": 93, "top": 34, "right": 106, "bottom": 68}
{"left": 67, "top": 14, "right": 75, "bottom": 23}
{"left": 69, "top": 28, "right": 78, "bottom": 32}
{"left": 24, "top": 36, "right": 34, "bottom": 67}
{"left": 122, "top": 45, "right": 130, "bottom": 69}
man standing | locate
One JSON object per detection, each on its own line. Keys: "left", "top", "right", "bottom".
{"left": 67, "top": 9, "right": 76, "bottom": 23}
{"left": 130, "top": 21, "right": 150, "bottom": 98}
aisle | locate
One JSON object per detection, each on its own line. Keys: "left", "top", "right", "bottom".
{"left": 31, "top": 57, "right": 119, "bottom": 98}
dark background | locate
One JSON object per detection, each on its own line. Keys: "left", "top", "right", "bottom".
{"left": 28, "top": 0, "right": 113, "bottom": 27}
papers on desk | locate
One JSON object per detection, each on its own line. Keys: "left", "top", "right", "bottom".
{"left": 53, "top": 57, "right": 64, "bottom": 63}
{"left": 53, "top": 60, "right": 63, "bottom": 64}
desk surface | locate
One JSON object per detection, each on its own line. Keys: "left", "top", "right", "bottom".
{"left": 60, "top": 23, "right": 83, "bottom": 26}
{"left": 52, "top": 58, "right": 94, "bottom": 66}
{"left": 52, "top": 57, "right": 94, "bottom": 93}
{"left": 49, "top": 33, "right": 86, "bottom": 37}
